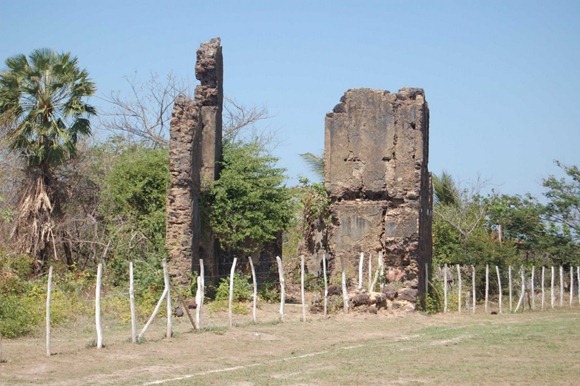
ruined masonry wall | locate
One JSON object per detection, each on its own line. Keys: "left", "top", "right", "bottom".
{"left": 324, "top": 88, "right": 432, "bottom": 307}
{"left": 167, "top": 38, "right": 223, "bottom": 286}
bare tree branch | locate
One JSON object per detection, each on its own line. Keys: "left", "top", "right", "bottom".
{"left": 99, "top": 73, "right": 189, "bottom": 148}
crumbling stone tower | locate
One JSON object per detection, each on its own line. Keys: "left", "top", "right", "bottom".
{"left": 166, "top": 38, "right": 223, "bottom": 286}
{"left": 324, "top": 88, "right": 432, "bottom": 307}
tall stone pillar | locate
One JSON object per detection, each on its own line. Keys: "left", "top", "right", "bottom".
{"left": 166, "top": 38, "right": 223, "bottom": 288}
{"left": 195, "top": 38, "right": 223, "bottom": 282}
{"left": 324, "top": 88, "right": 432, "bottom": 308}
{"left": 166, "top": 97, "right": 201, "bottom": 286}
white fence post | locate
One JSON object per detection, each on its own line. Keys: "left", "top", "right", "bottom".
{"left": 358, "top": 252, "right": 364, "bottom": 291}
{"left": 559, "top": 266, "right": 564, "bottom": 307}
{"left": 515, "top": 266, "right": 525, "bottom": 312}
{"left": 570, "top": 266, "right": 574, "bottom": 307}
{"left": 485, "top": 264, "right": 489, "bottom": 313}
{"left": 541, "top": 266, "right": 545, "bottom": 310}
{"left": 457, "top": 264, "right": 462, "bottom": 313}
{"left": 276, "top": 256, "right": 285, "bottom": 321}
{"left": 301, "top": 255, "right": 306, "bottom": 322}
{"left": 425, "top": 261, "right": 429, "bottom": 296}
{"left": 508, "top": 266, "right": 513, "bottom": 312}
{"left": 138, "top": 288, "right": 168, "bottom": 341}
{"left": 322, "top": 253, "right": 328, "bottom": 319}
{"left": 129, "top": 262, "right": 137, "bottom": 343}
{"left": 551, "top": 266, "right": 555, "bottom": 309}
{"left": 96, "top": 263, "right": 103, "bottom": 349}
{"left": 471, "top": 266, "right": 476, "bottom": 314}
{"left": 368, "top": 253, "right": 372, "bottom": 292}
{"left": 248, "top": 256, "right": 257, "bottom": 323}
{"left": 341, "top": 256, "right": 349, "bottom": 313}
{"left": 443, "top": 264, "right": 448, "bottom": 313}
{"left": 228, "top": 257, "right": 238, "bottom": 327}
{"left": 530, "top": 266, "right": 535, "bottom": 310}
{"left": 196, "top": 259, "right": 205, "bottom": 329}
{"left": 496, "top": 266, "right": 502, "bottom": 314}
{"left": 162, "top": 259, "right": 172, "bottom": 338}
{"left": 46, "top": 266, "right": 53, "bottom": 356}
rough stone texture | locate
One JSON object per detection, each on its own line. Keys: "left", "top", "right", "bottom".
{"left": 166, "top": 97, "right": 201, "bottom": 286}
{"left": 167, "top": 38, "right": 223, "bottom": 287}
{"left": 324, "top": 87, "right": 432, "bottom": 309}
{"left": 196, "top": 38, "right": 223, "bottom": 283}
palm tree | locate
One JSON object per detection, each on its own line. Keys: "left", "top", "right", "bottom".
{"left": 299, "top": 152, "right": 324, "bottom": 181}
{"left": 432, "top": 170, "right": 459, "bottom": 206}
{"left": 0, "top": 48, "right": 96, "bottom": 268}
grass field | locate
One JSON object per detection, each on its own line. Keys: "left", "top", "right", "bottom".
{"left": 1, "top": 304, "right": 579, "bottom": 385}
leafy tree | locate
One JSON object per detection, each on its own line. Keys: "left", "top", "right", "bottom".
{"left": 0, "top": 49, "right": 96, "bottom": 268}
{"left": 99, "top": 145, "right": 169, "bottom": 285}
{"left": 542, "top": 161, "right": 579, "bottom": 241}
{"left": 209, "top": 140, "right": 292, "bottom": 257}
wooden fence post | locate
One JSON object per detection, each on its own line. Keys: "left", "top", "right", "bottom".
{"left": 162, "top": 259, "right": 172, "bottom": 338}
{"left": 276, "top": 256, "right": 285, "bottom": 321}
{"left": 46, "top": 266, "right": 53, "bottom": 356}
{"left": 138, "top": 288, "right": 168, "bottom": 341}
{"left": 496, "top": 266, "right": 502, "bottom": 314}
{"left": 368, "top": 253, "right": 372, "bottom": 292}
{"left": 443, "top": 263, "right": 448, "bottom": 313}
{"left": 425, "top": 261, "right": 429, "bottom": 296}
{"left": 96, "top": 263, "right": 103, "bottom": 349}
{"left": 322, "top": 253, "right": 328, "bottom": 319}
{"left": 358, "top": 252, "right": 364, "bottom": 291}
{"left": 341, "top": 256, "right": 349, "bottom": 313}
{"left": 457, "top": 264, "right": 462, "bottom": 313}
{"left": 530, "top": 266, "right": 535, "bottom": 310}
{"left": 228, "top": 257, "right": 238, "bottom": 328}
{"left": 551, "top": 266, "right": 555, "bottom": 309}
{"left": 196, "top": 259, "right": 205, "bottom": 329}
{"left": 577, "top": 266, "right": 580, "bottom": 306}
{"left": 485, "top": 264, "right": 489, "bottom": 313}
{"left": 559, "top": 266, "right": 564, "bottom": 307}
{"left": 515, "top": 266, "right": 525, "bottom": 312}
{"left": 570, "top": 266, "right": 574, "bottom": 307}
{"left": 379, "top": 252, "right": 385, "bottom": 292}
{"left": 472, "top": 265, "right": 476, "bottom": 314}
{"left": 541, "top": 266, "right": 545, "bottom": 310}
{"left": 248, "top": 256, "right": 257, "bottom": 323}
{"left": 301, "top": 255, "right": 306, "bottom": 322}
{"left": 508, "top": 266, "right": 513, "bottom": 312}
{"left": 129, "top": 262, "right": 137, "bottom": 343}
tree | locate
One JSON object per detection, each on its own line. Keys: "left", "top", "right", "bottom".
{"left": 0, "top": 49, "right": 96, "bottom": 268}
{"left": 432, "top": 170, "right": 459, "bottom": 206}
{"left": 208, "top": 140, "right": 292, "bottom": 257}
{"left": 299, "top": 152, "right": 324, "bottom": 182}
{"left": 542, "top": 161, "right": 579, "bottom": 241}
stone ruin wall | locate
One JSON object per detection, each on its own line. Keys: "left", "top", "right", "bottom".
{"left": 323, "top": 87, "right": 432, "bottom": 309}
{"left": 166, "top": 38, "right": 223, "bottom": 286}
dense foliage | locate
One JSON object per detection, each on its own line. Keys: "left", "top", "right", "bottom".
{"left": 208, "top": 140, "right": 292, "bottom": 256}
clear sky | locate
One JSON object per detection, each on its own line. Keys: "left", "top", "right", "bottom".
{"left": 1, "top": 1, "right": 579, "bottom": 198}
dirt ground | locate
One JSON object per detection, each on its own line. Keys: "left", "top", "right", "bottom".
{"left": 1, "top": 303, "right": 579, "bottom": 385}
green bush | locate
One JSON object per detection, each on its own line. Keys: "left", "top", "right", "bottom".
{"left": 0, "top": 295, "right": 39, "bottom": 338}
{"left": 214, "top": 273, "right": 253, "bottom": 302}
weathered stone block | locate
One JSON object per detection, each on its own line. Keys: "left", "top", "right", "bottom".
{"left": 323, "top": 87, "right": 432, "bottom": 309}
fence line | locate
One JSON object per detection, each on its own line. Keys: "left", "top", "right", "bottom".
{"left": 34, "top": 257, "right": 580, "bottom": 361}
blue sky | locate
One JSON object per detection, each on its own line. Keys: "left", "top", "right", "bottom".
{"left": 1, "top": 1, "right": 579, "bottom": 197}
